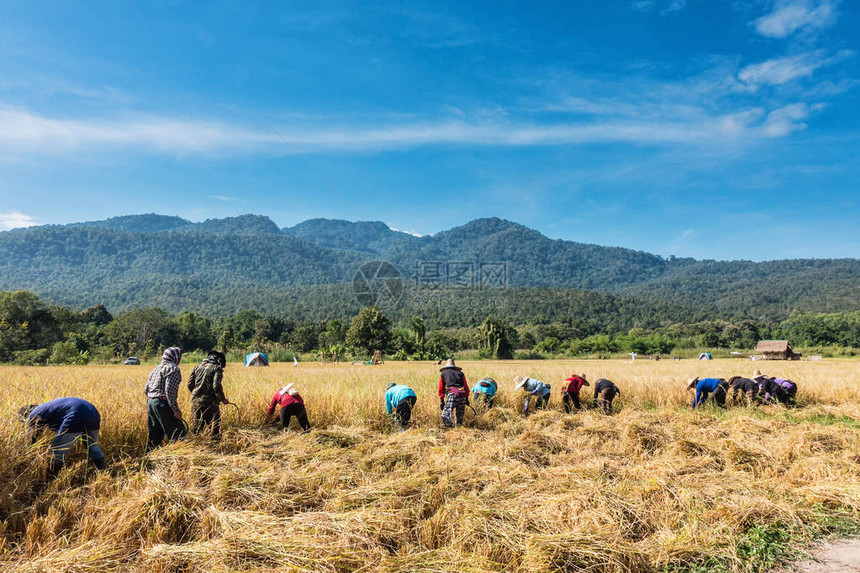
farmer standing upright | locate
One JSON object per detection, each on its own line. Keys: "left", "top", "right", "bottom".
{"left": 438, "top": 358, "right": 469, "bottom": 427}
{"left": 144, "top": 347, "right": 186, "bottom": 451}
{"left": 188, "top": 350, "right": 230, "bottom": 438}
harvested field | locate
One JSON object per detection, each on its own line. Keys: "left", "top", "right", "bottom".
{"left": 1, "top": 359, "right": 859, "bottom": 572}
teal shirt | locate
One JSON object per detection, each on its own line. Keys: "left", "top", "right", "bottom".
{"left": 385, "top": 385, "right": 417, "bottom": 414}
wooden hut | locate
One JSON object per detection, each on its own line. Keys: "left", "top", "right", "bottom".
{"left": 753, "top": 340, "right": 801, "bottom": 360}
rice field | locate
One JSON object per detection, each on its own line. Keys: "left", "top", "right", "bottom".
{"left": 1, "top": 358, "right": 859, "bottom": 572}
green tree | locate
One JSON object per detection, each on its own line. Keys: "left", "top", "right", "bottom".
{"left": 174, "top": 311, "right": 216, "bottom": 352}
{"left": 105, "top": 308, "right": 175, "bottom": 357}
{"left": 346, "top": 306, "right": 393, "bottom": 355}
{"left": 478, "top": 316, "right": 514, "bottom": 359}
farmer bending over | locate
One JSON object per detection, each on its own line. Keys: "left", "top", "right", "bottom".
{"left": 514, "top": 376, "right": 551, "bottom": 415}
{"left": 385, "top": 383, "right": 417, "bottom": 429}
{"left": 438, "top": 359, "right": 469, "bottom": 427}
{"left": 593, "top": 378, "right": 621, "bottom": 414}
{"left": 188, "top": 350, "right": 230, "bottom": 438}
{"left": 729, "top": 376, "right": 759, "bottom": 405}
{"left": 688, "top": 376, "right": 728, "bottom": 409}
{"left": 562, "top": 374, "right": 589, "bottom": 413}
{"left": 144, "top": 347, "right": 186, "bottom": 452}
{"left": 753, "top": 370, "right": 797, "bottom": 406}
{"left": 267, "top": 384, "right": 311, "bottom": 431}
{"left": 472, "top": 378, "right": 498, "bottom": 408}
{"left": 19, "top": 397, "right": 106, "bottom": 478}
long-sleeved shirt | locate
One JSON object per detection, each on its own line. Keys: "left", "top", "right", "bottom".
{"left": 145, "top": 354, "right": 183, "bottom": 417}
{"left": 692, "top": 378, "right": 723, "bottom": 407}
{"left": 28, "top": 397, "right": 100, "bottom": 434}
{"left": 187, "top": 356, "right": 225, "bottom": 406}
{"left": 267, "top": 387, "right": 305, "bottom": 417}
{"left": 472, "top": 378, "right": 497, "bottom": 397}
{"left": 759, "top": 378, "right": 796, "bottom": 401}
{"left": 519, "top": 377, "right": 551, "bottom": 397}
{"left": 385, "top": 385, "right": 417, "bottom": 414}
{"left": 438, "top": 369, "right": 469, "bottom": 399}
{"left": 563, "top": 376, "right": 587, "bottom": 394}
{"left": 593, "top": 379, "right": 619, "bottom": 402}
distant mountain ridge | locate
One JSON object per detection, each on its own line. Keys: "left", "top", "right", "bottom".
{"left": 0, "top": 213, "right": 857, "bottom": 319}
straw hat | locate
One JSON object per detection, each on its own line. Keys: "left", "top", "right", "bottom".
{"left": 565, "top": 375, "right": 590, "bottom": 386}
{"left": 439, "top": 358, "right": 461, "bottom": 371}
{"left": 752, "top": 370, "right": 765, "bottom": 380}
{"left": 514, "top": 376, "right": 527, "bottom": 390}
{"left": 687, "top": 376, "right": 699, "bottom": 390}
{"left": 281, "top": 383, "right": 295, "bottom": 395}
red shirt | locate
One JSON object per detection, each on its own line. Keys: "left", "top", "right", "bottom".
{"left": 267, "top": 387, "right": 304, "bottom": 416}
{"left": 563, "top": 376, "right": 587, "bottom": 393}
{"left": 438, "top": 370, "right": 469, "bottom": 399}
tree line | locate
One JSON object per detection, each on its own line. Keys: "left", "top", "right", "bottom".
{"left": 1, "top": 290, "right": 858, "bottom": 365}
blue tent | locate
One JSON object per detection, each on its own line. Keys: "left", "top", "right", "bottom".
{"left": 698, "top": 352, "right": 712, "bottom": 360}
{"left": 244, "top": 352, "right": 269, "bottom": 367}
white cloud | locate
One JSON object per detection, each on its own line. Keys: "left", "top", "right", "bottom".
{"left": 0, "top": 106, "right": 272, "bottom": 156}
{"left": 661, "top": 0, "right": 687, "bottom": 15}
{"left": 738, "top": 50, "right": 848, "bottom": 87}
{"left": 0, "top": 212, "right": 38, "bottom": 230}
{"left": 759, "top": 102, "right": 810, "bottom": 136}
{"left": 631, "top": 1, "right": 655, "bottom": 11}
{"left": 387, "top": 224, "right": 424, "bottom": 237}
{"left": 752, "top": 0, "right": 837, "bottom": 39}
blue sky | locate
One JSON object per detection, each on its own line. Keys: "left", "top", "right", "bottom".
{"left": 0, "top": 0, "right": 857, "bottom": 260}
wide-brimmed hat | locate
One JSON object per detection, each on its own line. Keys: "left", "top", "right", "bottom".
{"left": 565, "top": 374, "right": 590, "bottom": 386}
{"left": 280, "top": 383, "right": 295, "bottom": 395}
{"left": 752, "top": 370, "right": 765, "bottom": 380}
{"left": 514, "top": 375, "right": 527, "bottom": 390}
{"left": 687, "top": 376, "right": 699, "bottom": 390}
{"left": 439, "top": 358, "right": 461, "bottom": 371}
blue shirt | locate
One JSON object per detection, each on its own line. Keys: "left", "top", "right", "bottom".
{"left": 693, "top": 378, "right": 722, "bottom": 407}
{"left": 29, "top": 397, "right": 100, "bottom": 434}
{"left": 472, "top": 378, "right": 497, "bottom": 397}
{"left": 520, "top": 378, "right": 551, "bottom": 397}
{"left": 385, "top": 385, "right": 417, "bottom": 414}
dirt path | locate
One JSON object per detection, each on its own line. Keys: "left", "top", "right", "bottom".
{"left": 781, "top": 539, "right": 860, "bottom": 572}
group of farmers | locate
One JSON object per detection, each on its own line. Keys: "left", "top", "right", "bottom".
{"left": 385, "top": 358, "right": 622, "bottom": 429}
{"left": 18, "top": 350, "right": 798, "bottom": 478}
{"left": 688, "top": 370, "right": 798, "bottom": 409}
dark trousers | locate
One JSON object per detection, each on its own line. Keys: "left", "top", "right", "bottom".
{"left": 280, "top": 403, "right": 310, "bottom": 431}
{"left": 562, "top": 391, "right": 582, "bottom": 413}
{"left": 192, "top": 403, "right": 221, "bottom": 437}
{"left": 146, "top": 397, "right": 186, "bottom": 452}
{"left": 712, "top": 382, "right": 728, "bottom": 407}
{"left": 598, "top": 388, "right": 617, "bottom": 415}
{"left": 395, "top": 395, "right": 416, "bottom": 428}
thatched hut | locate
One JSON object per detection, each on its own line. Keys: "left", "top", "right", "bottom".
{"left": 753, "top": 340, "right": 801, "bottom": 360}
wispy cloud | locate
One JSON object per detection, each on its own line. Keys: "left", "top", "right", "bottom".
{"left": 0, "top": 100, "right": 819, "bottom": 159}
{"left": 210, "top": 195, "right": 247, "bottom": 203}
{"left": 661, "top": 0, "right": 687, "bottom": 15}
{"left": 760, "top": 102, "right": 811, "bottom": 136}
{"left": 751, "top": 0, "right": 838, "bottom": 39}
{"left": 738, "top": 50, "right": 851, "bottom": 87}
{"left": 0, "top": 212, "right": 38, "bottom": 231}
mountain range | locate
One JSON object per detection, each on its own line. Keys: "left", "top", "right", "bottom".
{"left": 0, "top": 213, "right": 857, "bottom": 323}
